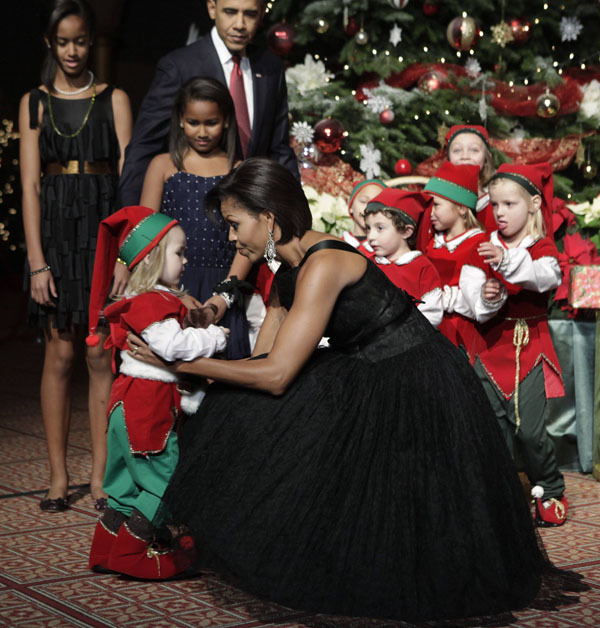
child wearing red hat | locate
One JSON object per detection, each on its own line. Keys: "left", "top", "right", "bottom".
{"left": 87, "top": 206, "right": 228, "bottom": 579}
{"left": 342, "top": 178, "right": 387, "bottom": 254}
{"left": 364, "top": 189, "right": 443, "bottom": 327}
{"left": 464, "top": 162, "right": 567, "bottom": 527}
{"left": 423, "top": 162, "right": 487, "bottom": 356}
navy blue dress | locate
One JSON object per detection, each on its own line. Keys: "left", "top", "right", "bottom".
{"left": 161, "top": 171, "right": 249, "bottom": 359}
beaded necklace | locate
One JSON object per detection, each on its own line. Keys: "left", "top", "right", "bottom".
{"left": 47, "top": 83, "right": 96, "bottom": 139}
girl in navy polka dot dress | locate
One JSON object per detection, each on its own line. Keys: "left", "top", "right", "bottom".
{"left": 140, "top": 77, "right": 250, "bottom": 358}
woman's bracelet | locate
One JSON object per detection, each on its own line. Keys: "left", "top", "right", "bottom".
{"left": 212, "top": 291, "right": 234, "bottom": 309}
{"left": 29, "top": 265, "right": 51, "bottom": 277}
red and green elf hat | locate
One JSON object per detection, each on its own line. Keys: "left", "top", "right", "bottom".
{"left": 364, "top": 189, "right": 432, "bottom": 228}
{"left": 445, "top": 124, "right": 490, "bottom": 151}
{"left": 490, "top": 162, "right": 554, "bottom": 236}
{"left": 424, "top": 161, "right": 480, "bottom": 210}
{"left": 86, "top": 206, "right": 179, "bottom": 347}
{"left": 347, "top": 178, "right": 387, "bottom": 216}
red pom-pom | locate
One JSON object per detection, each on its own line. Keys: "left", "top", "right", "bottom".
{"left": 178, "top": 535, "right": 195, "bottom": 551}
{"left": 394, "top": 159, "right": 412, "bottom": 175}
{"left": 86, "top": 333, "right": 100, "bottom": 347}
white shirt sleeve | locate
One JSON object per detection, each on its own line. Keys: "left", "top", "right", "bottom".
{"left": 493, "top": 248, "right": 561, "bottom": 292}
{"left": 141, "top": 318, "right": 228, "bottom": 361}
{"left": 458, "top": 264, "right": 507, "bottom": 323}
{"left": 417, "top": 287, "right": 444, "bottom": 328}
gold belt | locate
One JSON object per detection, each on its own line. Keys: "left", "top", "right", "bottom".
{"left": 45, "top": 160, "right": 115, "bottom": 175}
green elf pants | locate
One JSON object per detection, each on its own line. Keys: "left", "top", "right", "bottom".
{"left": 102, "top": 403, "right": 179, "bottom": 522}
{"left": 474, "top": 360, "right": 565, "bottom": 500}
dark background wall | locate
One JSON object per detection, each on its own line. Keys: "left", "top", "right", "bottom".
{"left": 1, "top": 0, "right": 213, "bottom": 119}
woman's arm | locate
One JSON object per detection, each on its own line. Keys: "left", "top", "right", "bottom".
{"left": 111, "top": 88, "right": 133, "bottom": 176}
{"left": 19, "top": 93, "right": 57, "bottom": 307}
{"left": 173, "top": 249, "right": 366, "bottom": 394}
{"left": 204, "top": 251, "right": 253, "bottom": 323}
{"left": 250, "top": 291, "right": 286, "bottom": 356}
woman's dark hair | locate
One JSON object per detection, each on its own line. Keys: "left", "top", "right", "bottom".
{"left": 42, "top": 0, "right": 96, "bottom": 93}
{"left": 169, "top": 77, "right": 238, "bottom": 171}
{"left": 206, "top": 158, "right": 312, "bottom": 244}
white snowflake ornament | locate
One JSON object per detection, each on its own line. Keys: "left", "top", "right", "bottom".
{"left": 359, "top": 142, "right": 382, "bottom": 179}
{"left": 465, "top": 58, "right": 482, "bottom": 78}
{"left": 364, "top": 91, "right": 393, "bottom": 115}
{"left": 560, "top": 16, "right": 583, "bottom": 42}
{"left": 291, "top": 121, "right": 314, "bottom": 145}
{"left": 389, "top": 23, "right": 403, "bottom": 46}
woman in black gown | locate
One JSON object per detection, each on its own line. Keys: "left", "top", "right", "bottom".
{"left": 130, "top": 158, "right": 568, "bottom": 622}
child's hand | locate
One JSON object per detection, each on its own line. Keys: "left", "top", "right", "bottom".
{"left": 478, "top": 242, "right": 503, "bottom": 266}
{"left": 180, "top": 293, "right": 203, "bottom": 311}
{"left": 110, "top": 261, "right": 130, "bottom": 297}
{"left": 482, "top": 278, "right": 503, "bottom": 302}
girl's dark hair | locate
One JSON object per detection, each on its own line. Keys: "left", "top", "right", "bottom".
{"left": 169, "top": 77, "right": 238, "bottom": 171}
{"left": 42, "top": 0, "right": 96, "bottom": 93}
{"left": 206, "top": 157, "right": 312, "bottom": 244}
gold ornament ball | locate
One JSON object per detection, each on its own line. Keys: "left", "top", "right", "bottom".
{"left": 315, "top": 18, "right": 329, "bottom": 34}
{"left": 355, "top": 29, "right": 369, "bottom": 45}
{"left": 536, "top": 92, "right": 560, "bottom": 118}
{"left": 446, "top": 16, "right": 480, "bottom": 51}
{"left": 583, "top": 163, "right": 598, "bottom": 180}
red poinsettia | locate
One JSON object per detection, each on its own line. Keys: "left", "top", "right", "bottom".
{"left": 552, "top": 197, "right": 577, "bottom": 234}
{"left": 555, "top": 231, "right": 600, "bottom": 302}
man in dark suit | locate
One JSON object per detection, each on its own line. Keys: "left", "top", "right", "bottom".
{"left": 118, "top": 0, "right": 299, "bottom": 206}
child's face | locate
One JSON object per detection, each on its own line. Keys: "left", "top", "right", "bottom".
{"left": 365, "top": 212, "right": 410, "bottom": 260}
{"left": 349, "top": 184, "right": 383, "bottom": 230}
{"left": 430, "top": 196, "right": 464, "bottom": 234}
{"left": 180, "top": 99, "right": 225, "bottom": 156}
{"left": 48, "top": 15, "right": 92, "bottom": 79}
{"left": 489, "top": 180, "right": 540, "bottom": 245}
{"left": 448, "top": 133, "right": 487, "bottom": 169}
{"left": 160, "top": 226, "right": 188, "bottom": 289}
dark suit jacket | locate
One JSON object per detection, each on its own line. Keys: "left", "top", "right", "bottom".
{"left": 118, "top": 34, "right": 299, "bottom": 206}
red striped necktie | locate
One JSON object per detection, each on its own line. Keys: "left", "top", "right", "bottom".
{"left": 230, "top": 53, "right": 251, "bottom": 158}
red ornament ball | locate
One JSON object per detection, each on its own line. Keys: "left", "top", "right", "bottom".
{"left": 417, "top": 70, "right": 445, "bottom": 93}
{"left": 446, "top": 16, "right": 480, "bottom": 51}
{"left": 267, "top": 23, "right": 295, "bottom": 56}
{"left": 508, "top": 17, "right": 531, "bottom": 45}
{"left": 422, "top": 2, "right": 439, "bottom": 16}
{"left": 344, "top": 16, "right": 360, "bottom": 36}
{"left": 313, "top": 118, "right": 345, "bottom": 153}
{"left": 379, "top": 108, "right": 395, "bottom": 125}
{"left": 394, "top": 159, "right": 412, "bottom": 175}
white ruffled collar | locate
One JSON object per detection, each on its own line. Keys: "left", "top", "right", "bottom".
{"left": 433, "top": 228, "right": 484, "bottom": 252}
{"left": 374, "top": 250, "right": 422, "bottom": 266}
{"left": 490, "top": 230, "right": 539, "bottom": 249}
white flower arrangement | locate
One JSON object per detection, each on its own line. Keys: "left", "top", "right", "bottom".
{"left": 579, "top": 80, "right": 600, "bottom": 122}
{"left": 568, "top": 195, "right": 600, "bottom": 225}
{"left": 304, "top": 185, "right": 354, "bottom": 236}
{"left": 286, "top": 54, "right": 335, "bottom": 95}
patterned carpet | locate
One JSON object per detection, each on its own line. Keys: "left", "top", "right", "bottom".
{"left": 1, "top": 329, "right": 599, "bottom": 628}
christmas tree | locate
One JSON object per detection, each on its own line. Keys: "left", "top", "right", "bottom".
{"left": 265, "top": 0, "right": 600, "bottom": 206}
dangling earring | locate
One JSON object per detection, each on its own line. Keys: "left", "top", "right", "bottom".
{"left": 264, "top": 229, "right": 276, "bottom": 264}
{"left": 179, "top": 122, "right": 184, "bottom": 128}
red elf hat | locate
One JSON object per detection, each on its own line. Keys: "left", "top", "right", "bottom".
{"left": 490, "top": 162, "right": 554, "bottom": 236}
{"left": 424, "top": 161, "right": 480, "bottom": 210}
{"left": 347, "top": 178, "right": 387, "bottom": 216}
{"left": 364, "top": 189, "right": 433, "bottom": 228}
{"left": 445, "top": 124, "right": 490, "bottom": 151}
{"left": 86, "top": 206, "right": 179, "bottom": 347}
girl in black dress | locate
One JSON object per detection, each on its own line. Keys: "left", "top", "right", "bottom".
{"left": 19, "top": 0, "right": 132, "bottom": 511}
{"left": 129, "top": 158, "right": 581, "bottom": 622}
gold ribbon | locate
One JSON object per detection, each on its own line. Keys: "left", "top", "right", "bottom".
{"left": 512, "top": 318, "right": 530, "bottom": 434}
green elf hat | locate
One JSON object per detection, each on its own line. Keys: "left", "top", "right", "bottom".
{"left": 424, "top": 161, "right": 480, "bottom": 211}
{"left": 86, "top": 206, "right": 179, "bottom": 347}
{"left": 347, "top": 178, "right": 387, "bottom": 216}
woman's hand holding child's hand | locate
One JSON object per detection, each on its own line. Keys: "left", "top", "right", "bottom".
{"left": 477, "top": 242, "right": 503, "bottom": 266}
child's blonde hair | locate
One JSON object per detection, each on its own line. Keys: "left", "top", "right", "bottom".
{"left": 435, "top": 198, "right": 484, "bottom": 232}
{"left": 124, "top": 230, "right": 186, "bottom": 297}
{"left": 489, "top": 178, "right": 545, "bottom": 239}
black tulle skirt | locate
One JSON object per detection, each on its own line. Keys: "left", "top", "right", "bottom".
{"left": 154, "top": 328, "right": 571, "bottom": 622}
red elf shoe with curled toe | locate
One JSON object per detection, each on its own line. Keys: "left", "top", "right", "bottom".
{"left": 535, "top": 496, "right": 568, "bottom": 527}
{"left": 89, "top": 520, "right": 119, "bottom": 572}
{"left": 107, "top": 523, "right": 192, "bottom": 580}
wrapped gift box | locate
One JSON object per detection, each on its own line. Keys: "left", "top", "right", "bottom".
{"left": 569, "top": 265, "right": 600, "bottom": 308}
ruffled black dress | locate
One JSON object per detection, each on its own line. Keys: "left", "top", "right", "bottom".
{"left": 27, "top": 87, "right": 120, "bottom": 329}
{"left": 157, "top": 240, "right": 549, "bottom": 622}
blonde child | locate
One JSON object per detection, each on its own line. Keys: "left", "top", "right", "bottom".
{"left": 342, "top": 178, "right": 387, "bottom": 254}
{"left": 464, "top": 163, "right": 567, "bottom": 527}
{"left": 364, "top": 189, "right": 443, "bottom": 327}
{"left": 140, "top": 76, "right": 252, "bottom": 358}
{"left": 423, "top": 162, "right": 487, "bottom": 355}
{"left": 87, "top": 206, "right": 228, "bottom": 578}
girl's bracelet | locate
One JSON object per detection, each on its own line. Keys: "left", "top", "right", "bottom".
{"left": 29, "top": 265, "right": 51, "bottom": 277}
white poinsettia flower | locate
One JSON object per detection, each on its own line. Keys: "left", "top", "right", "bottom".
{"left": 286, "top": 55, "right": 335, "bottom": 95}
{"left": 579, "top": 80, "right": 600, "bottom": 121}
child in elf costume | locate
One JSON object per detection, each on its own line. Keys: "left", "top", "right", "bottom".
{"left": 87, "top": 206, "right": 228, "bottom": 578}
{"left": 462, "top": 163, "right": 567, "bottom": 526}
{"left": 342, "top": 178, "right": 387, "bottom": 254}
{"left": 364, "top": 189, "right": 443, "bottom": 327}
